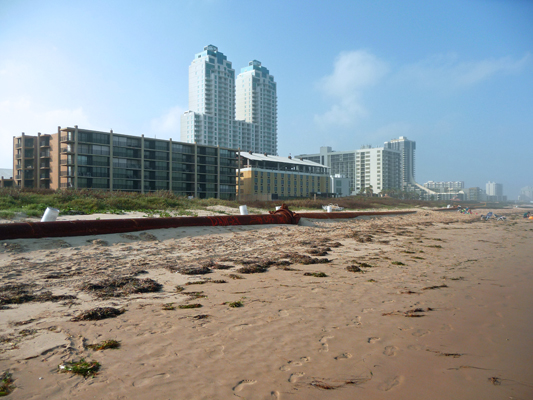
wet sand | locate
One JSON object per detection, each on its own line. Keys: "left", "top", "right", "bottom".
{"left": 1, "top": 208, "right": 532, "bottom": 399}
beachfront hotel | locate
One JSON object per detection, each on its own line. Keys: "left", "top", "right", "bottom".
{"left": 237, "top": 152, "right": 329, "bottom": 200}
{"left": 355, "top": 146, "right": 401, "bottom": 194}
{"left": 180, "top": 45, "right": 278, "bottom": 155}
{"left": 12, "top": 127, "right": 238, "bottom": 199}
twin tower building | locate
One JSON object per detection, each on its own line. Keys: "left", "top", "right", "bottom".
{"left": 180, "top": 45, "right": 278, "bottom": 155}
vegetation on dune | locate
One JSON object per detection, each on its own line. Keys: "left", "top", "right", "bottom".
{"left": 0, "top": 187, "right": 508, "bottom": 220}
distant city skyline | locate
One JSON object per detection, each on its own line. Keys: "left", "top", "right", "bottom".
{"left": 1, "top": 0, "right": 532, "bottom": 198}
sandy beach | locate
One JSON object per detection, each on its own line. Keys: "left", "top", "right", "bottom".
{"left": 1, "top": 208, "right": 532, "bottom": 399}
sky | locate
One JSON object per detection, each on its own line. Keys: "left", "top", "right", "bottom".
{"left": 1, "top": 0, "right": 532, "bottom": 198}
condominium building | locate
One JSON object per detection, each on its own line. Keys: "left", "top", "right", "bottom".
{"left": 236, "top": 60, "right": 277, "bottom": 155}
{"left": 13, "top": 133, "right": 55, "bottom": 189}
{"left": 355, "top": 146, "right": 401, "bottom": 194}
{"left": 296, "top": 147, "right": 357, "bottom": 194}
{"left": 12, "top": 127, "right": 238, "bottom": 199}
{"left": 384, "top": 136, "right": 416, "bottom": 190}
{"left": 238, "top": 152, "right": 329, "bottom": 200}
{"left": 181, "top": 45, "right": 277, "bottom": 155}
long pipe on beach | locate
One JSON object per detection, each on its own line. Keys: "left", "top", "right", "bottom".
{"left": 0, "top": 207, "right": 416, "bottom": 240}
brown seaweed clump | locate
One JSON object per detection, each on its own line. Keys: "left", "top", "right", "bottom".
{"left": 282, "top": 253, "right": 330, "bottom": 265}
{"left": 346, "top": 265, "right": 362, "bottom": 273}
{"left": 71, "top": 307, "right": 125, "bottom": 321}
{"left": 237, "top": 265, "right": 268, "bottom": 274}
{"left": 178, "top": 266, "right": 212, "bottom": 275}
{"left": 79, "top": 277, "right": 162, "bottom": 298}
{"left": 0, "top": 284, "right": 77, "bottom": 306}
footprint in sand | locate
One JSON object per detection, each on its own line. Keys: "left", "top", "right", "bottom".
{"left": 383, "top": 346, "right": 398, "bottom": 356}
{"left": 279, "top": 364, "right": 291, "bottom": 371}
{"left": 412, "top": 329, "right": 430, "bottom": 337}
{"left": 278, "top": 310, "right": 289, "bottom": 317}
{"left": 378, "top": 376, "right": 403, "bottom": 391}
{"left": 407, "top": 344, "right": 423, "bottom": 351}
{"left": 300, "top": 356, "right": 311, "bottom": 362}
{"left": 319, "top": 336, "right": 334, "bottom": 352}
{"left": 134, "top": 373, "right": 170, "bottom": 387}
{"left": 289, "top": 372, "right": 305, "bottom": 383}
{"left": 334, "top": 352, "right": 353, "bottom": 360}
{"left": 368, "top": 337, "right": 381, "bottom": 344}
{"left": 270, "top": 391, "right": 281, "bottom": 399}
{"left": 233, "top": 380, "right": 257, "bottom": 392}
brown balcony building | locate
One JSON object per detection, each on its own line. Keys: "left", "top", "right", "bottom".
{"left": 12, "top": 126, "right": 238, "bottom": 199}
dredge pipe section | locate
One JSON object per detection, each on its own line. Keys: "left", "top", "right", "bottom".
{"left": 0, "top": 208, "right": 300, "bottom": 241}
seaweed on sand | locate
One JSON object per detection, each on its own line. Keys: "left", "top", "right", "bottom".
{"left": 422, "top": 284, "right": 448, "bottom": 290}
{"left": 304, "top": 272, "right": 328, "bottom": 277}
{"left": 178, "top": 266, "right": 212, "bottom": 275}
{"left": 71, "top": 307, "right": 125, "bottom": 322}
{"left": 0, "top": 371, "right": 15, "bottom": 396}
{"left": 237, "top": 265, "right": 268, "bottom": 274}
{"left": 58, "top": 359, "right": 100, "bottom": 378}
{"left": 86, "top": 340, "right": 121, "bottom": 351}
{"left": 0, "top": 283, "right": 77, "bottom": 305}
{"left": 79, "top": 277, "right": 162, "bottom": 298}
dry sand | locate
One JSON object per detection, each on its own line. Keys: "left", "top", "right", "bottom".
{"left": 0, "top": 208, "right": 532, "bottom": 399}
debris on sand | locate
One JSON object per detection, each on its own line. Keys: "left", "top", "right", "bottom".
{"left": 422, "top": 284, "right": 448, "bottom": 290}
{"left": 71, "top": 307, "right": 125, "bottom": 321}
{"left": 79, "top": 277, "right": 162, "bottom": 298}
{"left": 382, "top": 307, "right": 433, "bottom": 317}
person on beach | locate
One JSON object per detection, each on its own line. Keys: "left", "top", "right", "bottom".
{"left": 524, "top": 211, "right": 531, "bottom": 219}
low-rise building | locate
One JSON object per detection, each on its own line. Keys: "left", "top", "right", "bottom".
{"left": 238, "top": 152, "right": 330, "bottom": 200}
{"left": 12, "top": 127, "right": 238, "bottom": 199}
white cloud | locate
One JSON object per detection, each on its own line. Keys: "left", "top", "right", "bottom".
{"left": 400, "top": 52, "right": 531, "bottom": 89}
{"left": 150, "top": 105, "right": 186, "bottom": 137}
{"left": 314, "top": 50, "right": 388, "bottom": 128}
{"left": 318, "top": 50, "right": 389, "bottom": 97}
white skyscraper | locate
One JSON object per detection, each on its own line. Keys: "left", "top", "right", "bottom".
{"left": 236, "top": 60, "right": 277, "bottom": 155}
{"left": 181, "top": 45, "right": 238, "bottom": 148}
{"left": 181, "top": 46, "right": 277, "bottom": 155}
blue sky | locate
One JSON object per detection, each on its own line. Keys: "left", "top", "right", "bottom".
{"left": 1, "top": 0, "right": 532, "bottom": 198}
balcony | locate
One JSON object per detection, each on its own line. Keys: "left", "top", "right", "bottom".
{"left": 40, "top": 175, "right": 50, "bottom": 180}
{"left": 60, "top": 159, "right": 73, "bottom": 165}
{"left": 60, "top": 135, "right": 75, "bottom": 142}
{"left": 15, "top": 143, "right": 22, "bottom": 149}
{"left": 40, "top": 165, "right": 50, "bottom": 169}
{"left": 15, "top": 154, "right": 21, "bottom": 159}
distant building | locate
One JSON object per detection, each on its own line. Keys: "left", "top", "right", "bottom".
{"left": 12, "top": 127, "right": 238, "bottom": 199}
{"left": 238, "top": 152, "right": 329, "bottom": 200}
{"left": 518, "top": 186, "right": 533, "bottom": 202}
{"left": 467, "top": 187, "right": 487, "bottom": 202}
{"left": 424, "top": 181, "right": 465, "bottom": 192}
{"left": 296, "top": 146, "right": 357, "bottom": 194}
{"left": 355, "top": 146, "right": 401, "bottom": 194}
{"left": 486, "top": 181, "right": 505, "bottom": 201}
{"left": 0, "top": 168, "right": 14, "bottom": 188}
{"left": 384, "top": 136, "right": 416, "bottom": 190}
{"left": 181, "top": 45, "right": 277, "bottom": 155}
{"left": 330, "top": 174, "right": 350, "bottom": 197}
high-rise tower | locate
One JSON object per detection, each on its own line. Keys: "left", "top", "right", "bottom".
{"left": 236, "top": 60, "right": 278, "bottom": 155}
{"left": 181, "top": 46, "right": 277, "bottom": 155}
{"left": 181, "top": 45, "right": 238, "bottom": 149}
